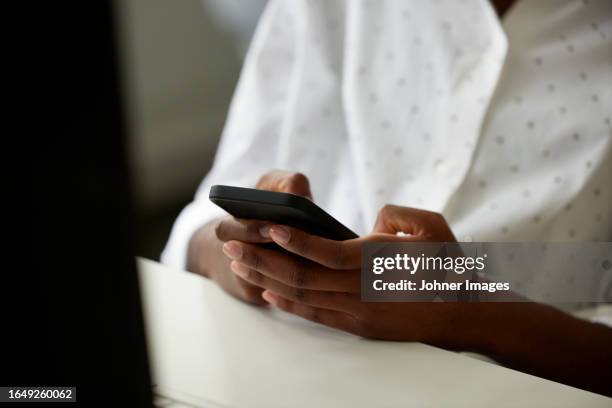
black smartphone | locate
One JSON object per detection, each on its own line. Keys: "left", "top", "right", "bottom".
{"left": 209, "top": 185, "right": 358, "bottom": 240}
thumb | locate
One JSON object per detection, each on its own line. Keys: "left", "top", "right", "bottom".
{"left": 256, "top": 170, "right": 313, "bottom": 199}
{"left": 371, "top": 205, "right": 456, "bottom": 242}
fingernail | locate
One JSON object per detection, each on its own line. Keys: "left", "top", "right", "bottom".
{"left": 259, "top": 225, "right": 271, "bottom": 238}
{"left": 222, "top": 241, "right": 243, "bottom": 260}
{"left": 262, "top": 290, "right": 279, "bottom": 305}
{"left": 230, "top": 261, "right": 249, "bottom": 278}
{"left": 269, "top": 226, "right": 290, "bottom": 244}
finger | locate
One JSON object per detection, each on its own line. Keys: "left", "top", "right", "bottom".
{"left": 214, "top": 217, "right": 274, "bottom": 243}
{"left": 372, "top": 205, "right": 455, "bottom": 241}
{"left": 231, "top": 261, "right": 358, "bottom": 313}
{"left": 262, "top": 290, "right": 359, "bottom": 334}
{"left": 373, "top": 205, "right": 434, "bottom": 235}
{"left": 256, "top": 170, "right": 313, "bottom": 199}
{"left": 265, "top": 223, "right": 427, "bottom": 269}
{"left": 267, "top": 225, "right": 362, "bottom": 270}
{"left": 222, "top": 241, "right": 360, "bottom": 292}
{"left": 235, "top": 278, "right": 267, "bottom": 306}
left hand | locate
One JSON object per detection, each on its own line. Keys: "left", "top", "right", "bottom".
{"left": 222, "top": 205, "right": 479, "bottom": 348}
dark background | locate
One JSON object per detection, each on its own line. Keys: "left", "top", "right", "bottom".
{"left": 5, "top": 2, "right": 266, "bottom": 405}
{"left": 116, "top": 0, "right": 265, "bottom": 260}
{"left": 7, "top": 2, "right": 152, "bottom": 406}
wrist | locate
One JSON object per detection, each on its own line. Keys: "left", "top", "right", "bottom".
{"left": 432, "top": 303, "right": 499, "bottom": 353}
{"left": 457, "top": 302, "right": 574, "bottom": 359}
{"left": 186, "top": 220, "right": 219, "bottom": 278}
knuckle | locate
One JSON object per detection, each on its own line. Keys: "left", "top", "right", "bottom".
{"left": 281, "top": 172, "right": 309, "bottom": 193}
{"left": 245, "top": 268, "right": 261, "bottom": 284}
{"left": 243, "top": 220, "right": 261, "bottom": 237}
{"left": 377, "top": 204, "right": 396, "bottom": 221}
{"left": 214, "top": 219, "right": 227, "bottom": 241}
{"left": 288, "top": 172, "right": 308, "bottom": 186}
{"left": 252, "top": 251, "right": 262, "bottom": 271}
{"left": 292, "top": 233, "right": 310, "bottom": 257}
{"left": 293, "top": 287, "right": 307, "bottom": 302}
{"left": 288, "top": 264, "right": 307, "bottom": 288}
{"left": 255, "top": 171, "right": 275, "bottom": 189}
{"left": 333, "top": 243, "right": 348, "bottom": 269}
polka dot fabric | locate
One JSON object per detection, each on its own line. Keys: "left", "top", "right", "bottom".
{"left": 163, "top": 0, "right": 611, "bottom": 283}
{"left": 445, "top": 0, "right": 611, "bottom": 245}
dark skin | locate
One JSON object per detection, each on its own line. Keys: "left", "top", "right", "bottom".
{"left": 187, "top": 0, "right": 612, "bottom": 397}
{"left": 188, "top": 0, "right": 519, "bottom": 297}
{"left": 187, "top": 170, "right": 313, "bottom": 305}
{"left": 190, "top": 0, "right": 520, "bottom": 298}
{"left": 189, "top": 171, "right": 612, "bottom": 396}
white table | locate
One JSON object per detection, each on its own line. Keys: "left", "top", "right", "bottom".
{"left": 138, "top": 258, "right": 611, "bottom": 407}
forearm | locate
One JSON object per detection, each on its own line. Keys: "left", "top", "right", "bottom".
{"left": 473, "top": 303, "right": 612, "bottom": 396}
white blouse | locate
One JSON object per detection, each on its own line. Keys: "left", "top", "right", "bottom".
{"left": 162, "top": 0, "right": 611, "bottom": 288}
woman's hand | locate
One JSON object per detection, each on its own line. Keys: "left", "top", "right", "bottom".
{"left": 221, "top": 205, "right": 476, "bottom": 347}
{"left": 187, "top": 170, "right": 313, "bottom": 305}
{"left": 221, "top": 203, "right": 612, "bottom": 396}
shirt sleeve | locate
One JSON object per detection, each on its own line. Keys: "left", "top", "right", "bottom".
{"left": 161, "top": 0, "right": 300, "bottom": 269}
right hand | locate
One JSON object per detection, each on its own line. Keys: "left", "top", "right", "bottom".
{"left": 187, "top": 170, "right": 313, "bottom": 305}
